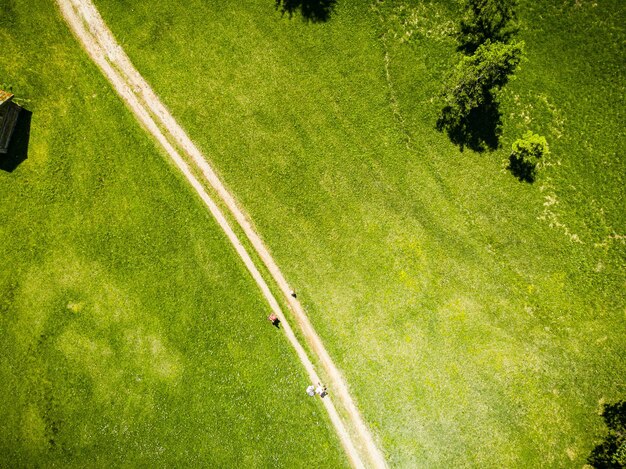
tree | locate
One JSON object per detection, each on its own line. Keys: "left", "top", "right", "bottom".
{"left": 457, "top": 0, "right": 519, "bottom": 54}
{"left": 437, "top": 40, "right": 524, "bottom": 151}
{"left": 442, "top": 39, "right": 523, "bottom": 118}
{"left": 588, "top": 401, "right": 626, "bottom": 468}
{"left": 507, "top": 131, "right": 549, "bottom": 182}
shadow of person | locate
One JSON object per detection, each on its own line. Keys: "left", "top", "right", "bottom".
{"left": 0, "top": 109, "right": 32, "bottom": 173}
{"left": 275, "top": 0, "right": 337, "bottom": 23}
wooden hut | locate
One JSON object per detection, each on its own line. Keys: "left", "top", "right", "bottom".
{"left": 0, "top": 90, "right": 21, "bottom": 154}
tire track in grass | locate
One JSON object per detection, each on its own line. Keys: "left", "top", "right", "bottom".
{"left": 56, "top": 0, "right": 387, "bottom": 467}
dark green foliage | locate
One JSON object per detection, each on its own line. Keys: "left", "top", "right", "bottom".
{"left": 457, "top": 0, "right": 519, "bottom": 54}
{"left": 437, "top": 40, "right": 524, "bottom": 151}
{"left": 275, "top": 0, "right": 336, "bottom": 22}
{"left": 588, "top": 401, "right": 626, "bottom": 468}
{"left": 508, "top": 131, "right": 548, "bottom": 182}
{"left": 444, "top": 39, "right": 524, "bottom": 112}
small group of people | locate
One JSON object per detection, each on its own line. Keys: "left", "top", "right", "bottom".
{"left": 306, "top": 382, "right": 328, "bottom": 398}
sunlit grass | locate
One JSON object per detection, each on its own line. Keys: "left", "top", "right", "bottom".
{"left": 83, "top": 0, "right": 626, "bottom": 465}
{"left": 0, "top": 1, "right": 346, "bottom": 466}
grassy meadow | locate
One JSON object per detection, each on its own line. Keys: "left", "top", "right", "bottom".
{"left": 0, "top": 0, "right": 347, "bottom": 466}
{"left": 91, "top": 0, "right": 626, "bottom": 466}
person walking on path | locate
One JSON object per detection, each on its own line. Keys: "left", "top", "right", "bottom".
{"left": 306, "top": 385, "right": 316, "bottom": 397}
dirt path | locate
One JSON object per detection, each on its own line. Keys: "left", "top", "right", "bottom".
{"left": 56, "top": 0, "right": 387, "bottom": 467}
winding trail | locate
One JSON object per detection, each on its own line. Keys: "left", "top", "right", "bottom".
{"left": 56, "top": 0, "right": 387, "bottom": 467}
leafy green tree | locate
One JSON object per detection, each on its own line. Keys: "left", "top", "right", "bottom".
{"left": 437, "top": 40, "right": 524, "bottom": 151}
{"left": 442, "top": 39, "right": 523, "bottom": 119}
{"left": 507, "top": 131, "right": 549, "bottom": 182}
{"left": 588, "top": 401, "right": 626, "bottom": 468}
{"left": 457, "top": 0, "right": 519, "bottom": 54}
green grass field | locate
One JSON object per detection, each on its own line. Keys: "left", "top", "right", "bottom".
{"left": 0, "top": 1, "right": 347, "bottom": 466}
{"left": 91, "top": 0, "right": 626, "bottom": 466}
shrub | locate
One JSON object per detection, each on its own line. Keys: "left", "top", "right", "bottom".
{"left": 508, "top": 131, "right": 549, "bottom": 182}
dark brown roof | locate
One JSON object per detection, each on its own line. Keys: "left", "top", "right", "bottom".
{"left": 0, "top": 90, "right": 14, "bottom": 107}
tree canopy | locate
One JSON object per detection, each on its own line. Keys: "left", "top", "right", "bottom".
{"left": 443, "top": 39, "right": 523, "bottom": 115}
{"left": 508, "top": 131, "right": 549, "bottom": 182}
{"left": 437, "top": 40, "right": 524, "bottom": 151}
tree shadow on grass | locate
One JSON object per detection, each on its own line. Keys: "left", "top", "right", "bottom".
{"left": 588, "top": 400, "right": 626, "bottom": 468}
{"left": 437, "top": 92, "right": 502, "bottom": 153}
{"left": 507, "top": 154, "right": 536, "bottom": 183}
{"left": 455, "top": 0, "right": 519, "bottom": 56}
{"left": 0, "top": 108, "right": 31, "bottom": 173}
{"left": 275, "top": 0, "right": 337, "bottom": 23}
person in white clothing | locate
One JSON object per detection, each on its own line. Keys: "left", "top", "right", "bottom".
{"left": 316, "top": 382, "right": 328, "bottom": 397}
{"left": 306, "top": 385, "right": 315, "bottom": 397}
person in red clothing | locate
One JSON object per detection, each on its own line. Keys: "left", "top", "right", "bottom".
{"left": 267, "top": 313, "right": 280, "bottom": 328}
